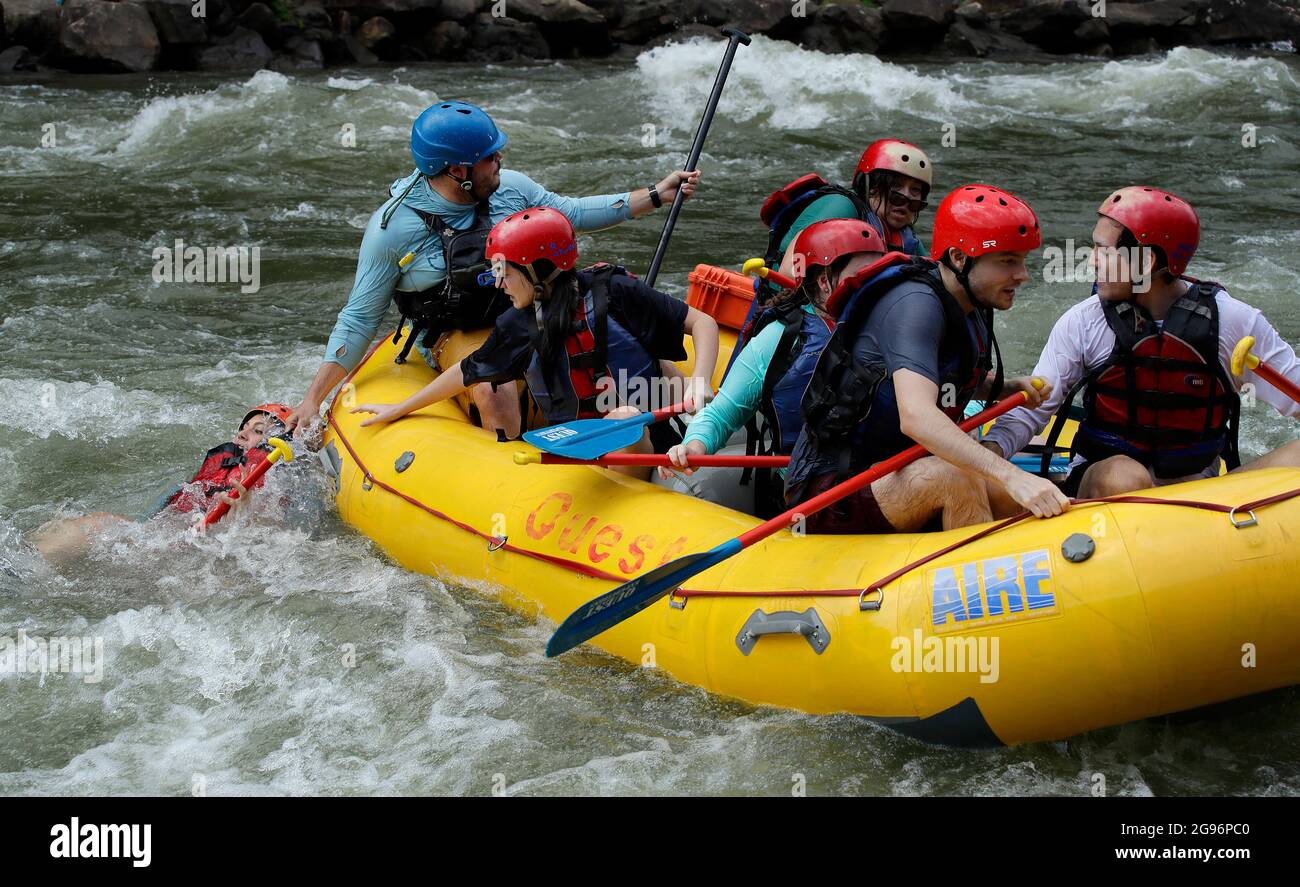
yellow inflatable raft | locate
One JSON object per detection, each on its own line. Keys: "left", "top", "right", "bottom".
{"left": 321, "top": 318, "right": 1300, "bottom": 747}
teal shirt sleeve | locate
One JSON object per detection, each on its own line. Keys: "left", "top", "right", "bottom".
{"left": 681, "top": 319, "right": 787, "bottom": 453}
{"left": 324, "top": 206, "right": 408, "bottom": 372}
{"left": 501, "top": 169, "right": 633, "bottom": 232}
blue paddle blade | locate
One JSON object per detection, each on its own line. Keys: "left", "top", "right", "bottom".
{"left": 522, "top": 412, "right": 652, "bottom": 460}
{"left": 546, "top": 539, "right": 743, "bottom": 657}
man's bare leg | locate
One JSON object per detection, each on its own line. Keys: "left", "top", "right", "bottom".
{"left": 1076, "top": 455, "right": 1153, "bottom": 498}
{"left": 872, "top": 456, "right": 994, "bottom": 531}
{"left": 1233, "top": 438, "right": 1300, "bottom": 473}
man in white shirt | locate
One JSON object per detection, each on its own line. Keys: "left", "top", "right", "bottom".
{"left": 983, "top": 186, "right": 1300, "bottom": 500}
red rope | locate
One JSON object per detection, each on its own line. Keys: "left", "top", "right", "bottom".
{"left": 676, "top": 487, "right": 1300, "bottom": 601}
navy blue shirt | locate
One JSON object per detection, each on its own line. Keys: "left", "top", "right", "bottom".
{"left": 461, "top": 270, "right": 688, "bottom": 386}
{"left": 785, "top": 277, "right": 988, "bottom": 493}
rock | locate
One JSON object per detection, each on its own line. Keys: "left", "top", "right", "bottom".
{"left": 945, "top": 19, "right": 1045, "bottom": 56}
{"left": 195, "top": 24, "right": 272, "bottom": 68}
{"left": 606, "top": 0, "right": 678, "bottom": 44}
{"left": 1083, "top": 40, "right": 1113, "bottom": 57}
{"left": 467, "top": 12, "right": 549, "bottom": 60}
{"left": 145, "top": 0, "right": 208, "bottom": 46}
{"left": 282, "top": 33, "right": 323, "bottom": 67}
{"left": 56, "top": 0, "right": 161, "bottom": 72}
{"left": 0, "top": 1, "right": 6, "bottom": 48}
{"left": 991, "top": 0, "right": 1091, "bottom": 52}
{"left": 1106, "top": 0, "right": 1200, "bottom": 30}
{"left": 5, "top": 0, "right": 60, "bottom": 55}
{"left": 1073, "top": 16, "right": 1108, "bottom": 42}
{"left": 505, "top": 0, "right": 605, "bottom": 25}
{"left": 800, "top": 2, "right": 885, "bottom": 54}
{"left": 235, "top": 2, "right": 281, "bottom": 48}
{"left": 1112, "top": 34, "right": 1161, "bottom": 55}
{"left": 320, "top": 0, "right": 434, "bottom": 14}
{"left": 690, "top": 0, "right": 799, "bottom": 33}
{"left": 424, "top": 18, "right": 468, "bottom": 57}
{"left": 298, "top": 1, "right": 333, "bottom": 32}
{"left": 1200, "top": 0, "right": 1300, "bottom": 44}
{"left": 438, "top": 0, "right": 484, "bottom": 22}
{"left": 954, "top": 1, "right": 986, "bottom": 25}
{"left": 881, "top": 0, "right": 953, "bottom": 33}
{"left": 358, "top": 15, "right": 397, "bottom": 54}
{"left": 0, "top": 44, "right": 38, "bottom": 71}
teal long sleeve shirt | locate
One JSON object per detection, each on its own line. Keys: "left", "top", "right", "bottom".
{"left": 682, "top": 304, "right": 816, "bottom": 456}
{"left": 324, "top": 168, "right": 634, "bottom": 371}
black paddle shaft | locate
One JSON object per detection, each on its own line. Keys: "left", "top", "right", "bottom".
{"left": 644, "top": 27, "right": 751, "bottom": 287}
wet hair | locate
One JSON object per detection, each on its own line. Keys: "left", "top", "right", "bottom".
{"left": 854, "top": 169, "right": 930, "bottom": 203}
{"left": 1116, "top": 227, "right": 1176, "bottom": 284}
{"left": 526, "top": 263, "right": 581, "bottom": 357}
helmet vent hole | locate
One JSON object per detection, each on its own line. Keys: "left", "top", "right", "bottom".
{"left": 1164, "top": 195, "right": 1172, "bottom": 201}
{"left": 456, "top": 109, "right": 471, "bottom": 115}
{"left": 975, "top": 195, "right": 984, "bottom": 202}
{"left": 901, "top": 154, "right": 910, "bottom": 162}
{"left": 1018, "top": 225, "right": 1027, "bottom": 235}
{"left": 1112, "top": 195, "right": 1122, "bottom": 203}
{"left": 998, "top": 198, "right": 1008, "bottom": 206}
{"left": 919, "top": 160, "right": 926, "bottom": 168}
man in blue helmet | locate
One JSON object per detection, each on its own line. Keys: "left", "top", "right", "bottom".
{"left": 287, "top": 101, "right": 701, "bottom": 438}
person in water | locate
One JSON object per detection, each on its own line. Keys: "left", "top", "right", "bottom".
{"left": 286, "top": 100, "right": 701, "bottom": 442}
{"left": 785, "top": 184, "right": 1069, "bottom": 534}
{"left": 982, "top": 186, "right": 1300, "bottom": 497}
{"left": 659, "top": 219, "right": 889, "bottom": 516}
{"left": 350, "top": 207, "right": 720, "bottom": 478}
{"left": 33, "top": 404, "right": 295, "bottom": 563}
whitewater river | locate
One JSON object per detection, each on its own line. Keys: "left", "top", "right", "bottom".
{"left": 2, "top": 38, "right": 1298, "bottom": 795}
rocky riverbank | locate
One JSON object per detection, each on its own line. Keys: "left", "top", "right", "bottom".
{"left": 0, "top": 0, "right": 1296, "bottom": 74}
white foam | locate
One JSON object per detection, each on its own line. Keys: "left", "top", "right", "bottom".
{"left": 635, "top": 35, "right": 970, "bottom": 130}
{"left": 0, "top": 377, "right": 206, "bottom": 442}
{"left": 113, "top": 70, "right": 292, "bottom": 157}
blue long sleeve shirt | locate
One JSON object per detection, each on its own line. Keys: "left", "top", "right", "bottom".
{"left": 324, "top": 168, "right": 634, "bottom": 371}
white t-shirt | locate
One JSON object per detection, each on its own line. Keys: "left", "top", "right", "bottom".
{"left": 984, "top": 286, "right": 1300, "bottom": 473}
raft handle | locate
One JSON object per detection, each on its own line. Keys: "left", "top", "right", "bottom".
{"left": 1228, "top": 507, "right": 1258, "bottom": 529}
{"left": 858, "top": 588, "right": 884, "bottom": 612}
{"left": 361, "top": 473, "right": 373, "bottom": 492}
{"left": 488, "top": 535, "right": 508, "bottom": 552}
{"left": 736, "top": 608, "right": 830, "bottom": 656}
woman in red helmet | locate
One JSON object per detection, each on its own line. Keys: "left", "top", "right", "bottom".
{"left": 659, "top": 219, "right": 888, "bottom": 516}
{"left": 787, "top": 185, "right": 1069, "bottom": 534}
{"left": 351, "top": 207, "right": 721, "bottom": 476}
{"left": 983, "top": 186, "right": 1300, "bottom": 498}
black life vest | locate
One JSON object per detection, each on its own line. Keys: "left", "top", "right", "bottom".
{"left": 800, "top": 256, "right": 995, "bottom": 476}
{"left": 164, "top": 443, "right": 272, "bottom": 514}
{"left": 739, "top": 298, "right": 837, "bottom": 517}
{"left": 523, "top": 265, "right": 659, "bottom": 425}
{"left": 1054, "top": 281, "right": 1240, "bottom": 478}
{"left": 387, "top": 197, "right": 512, "bottom": 364}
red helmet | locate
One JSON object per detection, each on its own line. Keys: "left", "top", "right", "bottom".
{"left": 788, "top": 218, "right": 888, "bottom": 280}
{"left": 486, "top": 206, "right": 578, "bottom": 272}
{"left": 855, "top": 139, "right": 933, "bottom": 190}
{"left": 1097, "top": 186, "right": 1199, "bottom": 276}
{"left": 241, "top": 403, "right": 293, "bottom": 429}
{"left": 931, "top": 184, "right": 1041, "bottom": 261}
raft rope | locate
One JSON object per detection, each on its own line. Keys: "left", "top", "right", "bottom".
{"left": 328, "top": 335, "right": 1300, "bottom": 605}
{"left": 675, "top": 486, "right": 1300, "bottom": 603}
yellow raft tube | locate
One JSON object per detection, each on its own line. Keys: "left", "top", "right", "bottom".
{"left": 322, "top": 323, "right": 1300, "bottom": 747}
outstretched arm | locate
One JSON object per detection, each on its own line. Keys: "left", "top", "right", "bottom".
{"left": 352, "top": 361, "right": 469, "bottom": 427}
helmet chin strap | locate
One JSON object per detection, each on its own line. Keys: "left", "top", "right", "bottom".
{"left": 941, "top": 252, "right": 991, "bottom": 310}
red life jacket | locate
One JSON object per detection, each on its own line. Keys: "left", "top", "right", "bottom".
{"left": 164, "top": 443, "right": 272, "bottom": 513}
{"left": 1072, "top": 280, "right": 1240, "bottom": 478}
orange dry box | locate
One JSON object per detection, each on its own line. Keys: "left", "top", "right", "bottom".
{"left": 686, "top": 264, "right": 756, "bottom": 331}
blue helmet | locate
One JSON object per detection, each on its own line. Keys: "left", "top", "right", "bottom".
{"left": 410, "top": 101, "right": 508, "bottom": 176}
